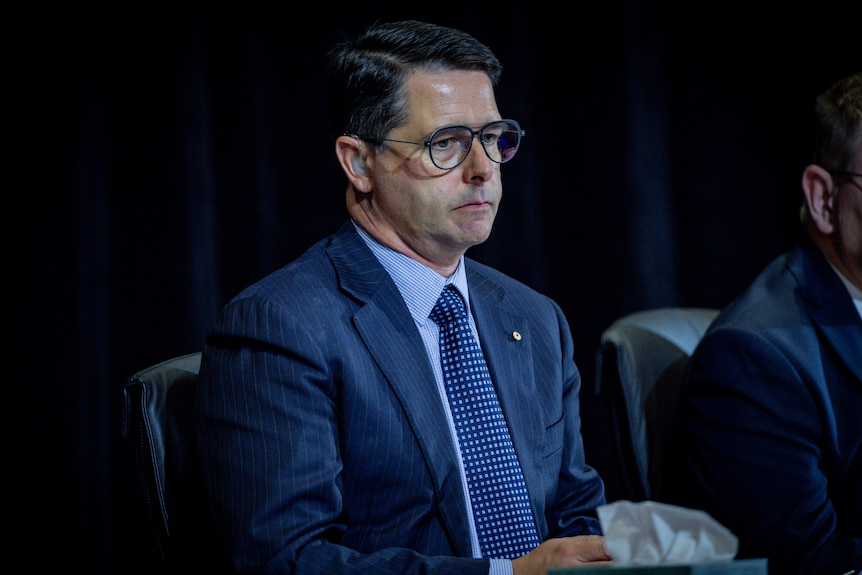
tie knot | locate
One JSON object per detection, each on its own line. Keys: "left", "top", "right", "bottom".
{"left": 429, "top": 286, "right": 468, "bottom": 327}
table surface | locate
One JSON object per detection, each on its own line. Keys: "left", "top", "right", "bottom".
{"left": 547, "top": 558, "right": 768, "bottom": 575}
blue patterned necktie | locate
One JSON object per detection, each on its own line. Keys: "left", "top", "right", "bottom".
{"left": 429, "top": 285, "right": 540, "bottom": 559}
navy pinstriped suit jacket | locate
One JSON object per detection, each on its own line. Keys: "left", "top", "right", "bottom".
{"left": 196, "top": 220, "right": 606, "bottom": 575}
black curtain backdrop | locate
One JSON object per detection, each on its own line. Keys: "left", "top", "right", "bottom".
{"left": 13, "top": 1, "right": 858, "bottom": 573}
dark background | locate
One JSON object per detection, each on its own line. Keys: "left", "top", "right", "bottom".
{"left": 12, "top": 1, "right": 859, "bottom": 573}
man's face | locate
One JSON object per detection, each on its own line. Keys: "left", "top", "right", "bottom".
{"left": 364, "top": 69, "right": 504, "bottom": 271}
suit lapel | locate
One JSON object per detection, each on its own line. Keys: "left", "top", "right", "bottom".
{"left": 466, "top": 265, "right": 545, "bottom": 505}
{"left": 327, "top": 222, "right": 473, "bottom": 556}
{"left": 793, "top": 248, "right": 862, "bottom": 387}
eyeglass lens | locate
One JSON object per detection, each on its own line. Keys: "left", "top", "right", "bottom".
{"left": 429, "top": 120, "right": 522, "bottom": 169}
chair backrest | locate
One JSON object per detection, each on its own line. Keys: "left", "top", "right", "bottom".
{"left": 593, "top": 307, "right": 719, "bottom": 502}
{"left": 122, "top": 352, "right": 229, "bottom": 574}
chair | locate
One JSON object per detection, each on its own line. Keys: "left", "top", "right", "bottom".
{"left": 592, "top": 307, "right": 719, "bottom": 503}
{"left": 122, "top": 351, "right": 230, "bottom": 574}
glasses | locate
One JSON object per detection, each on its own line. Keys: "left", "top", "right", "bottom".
{"left": 356, "top": 120, "right": 525, "bottom": 170}
{"left": 827, "top": 168, "right": 862, "bottom": 193}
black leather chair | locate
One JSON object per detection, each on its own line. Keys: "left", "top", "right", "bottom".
{"left": 592, "top": 307, "right": 719, "bottom": 503}
{"left": 122, "top": 352, "right": 230, "bottom": 574}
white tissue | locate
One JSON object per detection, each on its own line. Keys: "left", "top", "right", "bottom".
{"left": 597, "top": 500, "right": 738, "bottom": 565}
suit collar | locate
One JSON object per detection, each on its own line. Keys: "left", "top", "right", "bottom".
{"left": 327, "top": 220, "right": 389, "bottom": 303}
{"left": 791, "top": 247, "right": 862, "bottom": 384}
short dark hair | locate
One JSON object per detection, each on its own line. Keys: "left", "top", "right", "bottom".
{"left": 327, "top": 20, "right": 503, "bottom": 141}
{"left": 812, "top": 72, "right": 862, "bottom": 171}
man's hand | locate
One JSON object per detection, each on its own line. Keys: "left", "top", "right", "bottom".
{"left": 511, "top": 535, "right": 612, "bottom": 575}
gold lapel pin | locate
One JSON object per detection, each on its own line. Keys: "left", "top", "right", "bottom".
{"left": 512, "top": 331, "right": 522, "bottom": 341}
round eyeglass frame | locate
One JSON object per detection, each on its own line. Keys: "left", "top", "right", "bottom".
{"left": 353, "top": 119, "right": 525, "bottom": 170}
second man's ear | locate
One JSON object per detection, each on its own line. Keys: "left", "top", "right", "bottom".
{"left": 801, "top": 164, "right": 836, "bottom": 235}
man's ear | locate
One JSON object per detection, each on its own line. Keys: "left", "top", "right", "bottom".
{"left": 336, "top": 136, "right": 373, "bottom": 193}
{"left": 801, "top": 164, "right": 836, "bottom": 235}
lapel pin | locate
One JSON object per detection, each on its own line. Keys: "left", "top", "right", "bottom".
{"left": 512, "top": 331, "right": 522, "bottom": 341}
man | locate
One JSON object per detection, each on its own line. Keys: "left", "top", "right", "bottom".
{"left": 673, "top": 72, "right": 862, "bottom": 574}
{"left": 196, "top": 21, "right": 611, "bottom": 575}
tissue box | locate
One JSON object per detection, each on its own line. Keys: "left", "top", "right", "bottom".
{"left": 547, "top": 558, "right": 767, "bottom": 575}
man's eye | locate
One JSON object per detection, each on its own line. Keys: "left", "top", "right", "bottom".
{"left": 431, "top": 137, "right": 455, "bottom": 150}
{"left": 480, "top": 133, "right": 498, "bottom": 146}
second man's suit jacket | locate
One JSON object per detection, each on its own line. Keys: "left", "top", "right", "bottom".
{"left": 196, "top": 220, "right": 606, "bottom": 575}
{"left": 674, "top": 245, "right": 862, "bottom": 575}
